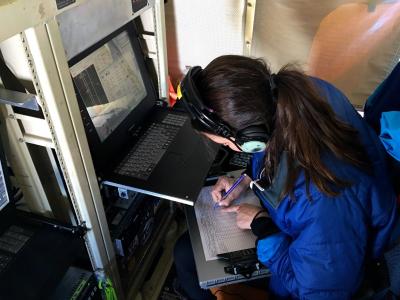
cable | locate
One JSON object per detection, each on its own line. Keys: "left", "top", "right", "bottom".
{"left": 212, "top": 288, "right": 247, "bottom": 300}
{"left": 98, "top": 277, "right": 117, "bottom": 300}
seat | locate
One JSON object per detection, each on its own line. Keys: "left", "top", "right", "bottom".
{"left": 210, "top": 283, "right": 269, "bottom": 300}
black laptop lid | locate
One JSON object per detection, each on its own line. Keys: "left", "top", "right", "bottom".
{"left": 68, "top": 21, "right": 157, "bottom": 170}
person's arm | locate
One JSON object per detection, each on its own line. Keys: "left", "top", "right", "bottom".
{"left": 256, "top": 222, "right": 364, "bottom": 299}
{"left": 364, "top": 180, "right": 399, "bottom": 258}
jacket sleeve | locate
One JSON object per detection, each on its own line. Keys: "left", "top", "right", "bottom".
{"left": 257, "top": 231, "right": 363, "bottom": 299}
{"left": 366, "top": 179, "right": 399, "bottom": 258}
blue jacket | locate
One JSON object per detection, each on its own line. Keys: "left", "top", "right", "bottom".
{"left": 250, "top": 78, "right": 399, "bottom": 299}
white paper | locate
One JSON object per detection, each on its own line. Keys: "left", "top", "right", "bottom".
{"left": 194, "top": 186, "right": 260, "bottom": 261}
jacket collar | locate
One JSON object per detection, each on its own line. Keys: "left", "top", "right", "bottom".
{"left": 251, "top": 152, "right": 289, "bottom": 209}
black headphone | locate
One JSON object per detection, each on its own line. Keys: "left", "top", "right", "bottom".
{"left": 178, "top": 66, "right": 271, "bottom": 153}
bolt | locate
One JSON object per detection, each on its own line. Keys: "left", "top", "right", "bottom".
{"left": 247, "top": 2, "right": 252, "bottom": 7}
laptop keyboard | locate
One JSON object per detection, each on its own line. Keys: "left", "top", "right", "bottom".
{"left": 161, "top": 114, "right": 187, "bottom": 127}
{"left": 115, "top": 114, "right": 188, "bottom": 180}
{"left": 229, "top": 152, "right": 252, "bottom": 168}
{"left": 0, "top": 225, "right": 34, "bottom": 274}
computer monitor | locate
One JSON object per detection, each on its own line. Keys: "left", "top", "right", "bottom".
{"left": 0, "top": 134, "right": 12, "bottom": 213}
{"left": 69, "top": 22, "right": 158, "bottom": 169}
{"left": 0, "top": 160, "right": 9, "bottom": 211}
{"left": 70, "top": 30, "right": 147, "bottom": 142}
{"left": 69, "top": 22, "right": 218, "bottom": 204}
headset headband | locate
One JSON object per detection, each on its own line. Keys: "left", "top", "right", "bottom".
{"left": 178, "top": 66, "right": 271, "bottom": 153}
{"left": 179, "top": 66, "right": 234, "bottom": 138}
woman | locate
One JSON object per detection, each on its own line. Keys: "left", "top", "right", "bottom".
{"left": 174, "top": 55, "right": 399, "bottom": 299}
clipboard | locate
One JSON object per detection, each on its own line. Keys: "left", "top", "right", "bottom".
{"left": 185, "top": 205, "right": 270, "bottom": 289}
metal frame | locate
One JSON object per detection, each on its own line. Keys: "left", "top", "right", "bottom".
{"left": 244, "top": 0, "right": 257, "bottom": 56}
{"left": 153, "top": 0, "right": 169, "bottom": 99}
{"left": 0, "top": 0, "right": 170, "bottom": 298}
{"left": 0, "top": 0, "right": 86, "bottom": 42}
{"left": 13, "top": 112, "right": 54, "bottom": 148}
{"left": 22, "top": 20, "right": 123, "bottom": 297}
{"left": 0, "top": 104, "right": 53, "bottom": 215}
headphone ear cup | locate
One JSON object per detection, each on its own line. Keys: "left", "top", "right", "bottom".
{"left": 236, "top": 125, "right": 270, "bottom": 153}
{"left": 240, "top": 141, "right": 267, "bottom": 153}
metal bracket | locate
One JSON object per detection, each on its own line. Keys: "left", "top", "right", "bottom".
{"left": 224, "top": 261, "right": 262, "bottom": 279}
{"left": 0, "top": 88, "right": 39, "bottom": 110}
{"left": 16, "top": 209, "right": 88, "bottom": 236}
{"left": 244, "top": 0, "right": 257, "bottom": 56}
{"left": 72, "top": 221, "right": 88, "bottom": 237}
{"left": 117, "top": 187, "right": 128, "bottom": 199}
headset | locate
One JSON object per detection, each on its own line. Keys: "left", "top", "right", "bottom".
{"left": 177, "top": 66, "right": 272, "bottom": 153}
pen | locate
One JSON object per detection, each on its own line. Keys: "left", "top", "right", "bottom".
{"left": 214, "top": 174, "right": 246, "bottom": 209}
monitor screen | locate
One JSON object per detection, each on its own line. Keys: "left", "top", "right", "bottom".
{"left": 0, "top": 160, "right": 9, "bottom": 211}
{"left": 70, "top": 30, "right": 147, "bottom": 142}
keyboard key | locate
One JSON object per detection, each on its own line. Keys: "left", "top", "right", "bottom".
{"left": 115, "top": 114, "right": 188, "bottom": 180}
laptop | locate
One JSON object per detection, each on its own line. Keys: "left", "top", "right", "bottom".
{"left": 185, "top": 205, "right": 270, "bottom": 289}
{"left": 68, "top": 21, "right": 218, "bottom": 205}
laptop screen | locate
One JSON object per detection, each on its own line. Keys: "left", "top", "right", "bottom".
{"left": 0, "top": 133, "right": 12, "bottom": 215}
{"left": 70, "top": 30, "right": 147, "bottom": 142}
{"left": 69, "top": 22, "right": 157, "bottom": 170}
{"left": 0, "top": 160, "right": 9, "bottom": 211}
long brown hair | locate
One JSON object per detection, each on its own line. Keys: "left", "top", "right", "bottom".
{"left": 196, "top": 55, "right": 371, "bottom": 199}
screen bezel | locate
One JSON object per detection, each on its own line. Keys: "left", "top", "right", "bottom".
{"left": 68, "top": 21, "right": 157, "bottom": 171}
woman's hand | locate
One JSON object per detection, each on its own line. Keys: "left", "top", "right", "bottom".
{"left": 222, "top": 204, "right": 266, "bottom": 229}
{"left": 211, "top": 175, "right": 251, "bottom": 207}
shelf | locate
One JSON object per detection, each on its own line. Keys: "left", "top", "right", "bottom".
{"left": 0, "top": 88, "right": 38, "bottom": 110}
